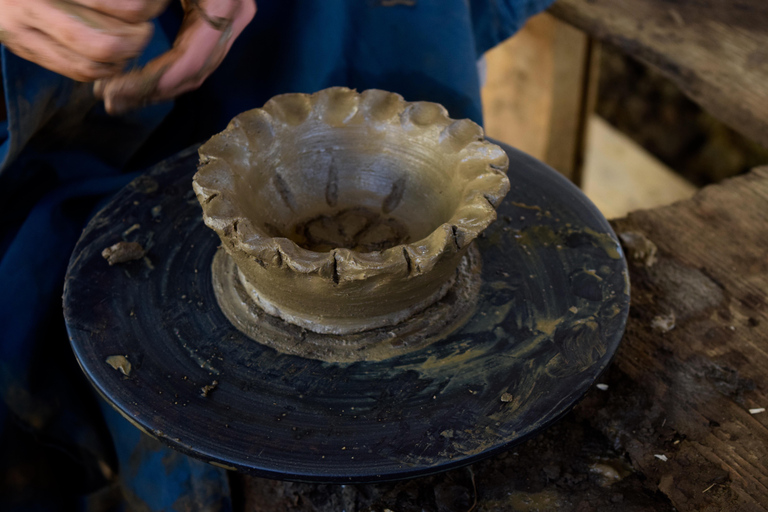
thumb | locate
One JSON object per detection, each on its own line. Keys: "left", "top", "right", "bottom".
{"left": 95, "top": 0, "right": 256, "bottom": 115}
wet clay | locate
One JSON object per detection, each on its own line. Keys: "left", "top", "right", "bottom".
{"left": 289, "top": 207, "right": 409, "bottom": 253}
{"left": 212, "top": 244, "right": 483, "bottom": 362}
{"left": 101, "top": 241, "right": 145, "bottom": 265}
{"left": 194, "top": 87, "right": 510, "bottom": 335}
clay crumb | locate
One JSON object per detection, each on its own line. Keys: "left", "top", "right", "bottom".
{"left": 106, "top": 355, "right": 131, "bottom": 376}
{"left": 201, "top": 380, "right": 219, "bottom": 397}
{"left": 749, "top": 407, "right": 765, "bottom": 414}
{"left": 500, "top": 392, "right": 514, "bottom": 402}
{"left": 569, "top": 306, "right": 579, "bottom": 314}
{"left": 619, "top": 231, "right": 657, "bottom": 267}
{"left": 122, "top": 223, "right": 141, "bottom": 236}
{"left": 102, "top": 241, "right": 145, "bottom": 265}
{"left": 651, "top": 312, "right": 676, "bottom": 332}
{"left": 654, "top": 454, "right": 668, "bottom": 462}
{"left": 596, "top": 383, "right": 609, "bottom": 391}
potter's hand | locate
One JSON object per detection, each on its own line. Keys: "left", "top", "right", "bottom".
{"left": 0, "top": 0, "right": 164, "bottom": 81}
{"left": 94, "top": 0, "right": 256, "bottom": 115}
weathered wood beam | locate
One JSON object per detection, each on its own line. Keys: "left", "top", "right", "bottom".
{"left": 550, "top": 0, "right": 768, "bottom": 149}
{"left": 597, "top": 166, "right": 768, "bottom": 510}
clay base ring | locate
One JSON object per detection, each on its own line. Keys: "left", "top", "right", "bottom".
{"left": 211, "top": 244, "right": 482, "bottom": 363}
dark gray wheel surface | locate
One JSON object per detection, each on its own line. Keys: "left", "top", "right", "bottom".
{"left": 64, "top": 141, "right": 629, "bottom": 482}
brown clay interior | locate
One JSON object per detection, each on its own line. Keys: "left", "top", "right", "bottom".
{"left": 230, "top": 128, "right": 464, "bottom": 254}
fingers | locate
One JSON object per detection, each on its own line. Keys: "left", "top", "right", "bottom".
{"left": 71, "top": 0, "right": 172, "bottom": 24}
{"left": 96, "top": 0, "right": 257, "bottom": 115}
{"left": 2, "top": 25, "right": 124, "bottom": 81}
{"left": 156, "top": 1, "right": 244, "bottom": 95}
{"left": 27, "top": 0, "right": 153, "bottom": 64}
{"left": 0, "top": 0, "right": 161, "bottom": 82}
{"left": 94, "top": 61, "right": 169, "bottom": 113}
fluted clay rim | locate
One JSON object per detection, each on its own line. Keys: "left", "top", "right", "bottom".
{"left": 193, "top": 87, "right": 510, "bottom": 282}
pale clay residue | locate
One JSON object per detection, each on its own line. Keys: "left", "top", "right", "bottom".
{"left": 200, "top": 380, "right": 219, "bottom": 397}
{"left": 584, "top": 268, "right": 603, "bottom": 281}
{"left": 507, "top": 489, "right": 564, "bottom": 511}
{"left": 418, "top": 344, "right": 488, "bottom": 372}
{"left": 589, "top": 457, "right": 631, "bottom": 487}
{"left": 619, "top": 231, "right": 657, "bottom": 266}
{"left": 534, "top": 317, "right": 563, "bottom": 337}
{"left": 105, "top": 355, "right": 131, "bottom": 376}
{"left": 210, "top": 461, "right": 238, "bottom": 471}
{"left": 583, "top": 227, "right": 623, "bottom": 260}
{"left": 651, "top": 312, "right": 676, "bottom": 332}
{"left": 510, "top": 201, "right": 547, "bottom": 216}
{"left": 122, "top": 223, "right": 141, "bottom": 237}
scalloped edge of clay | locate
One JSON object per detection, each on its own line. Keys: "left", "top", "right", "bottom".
{"left": 193, "top": 87, "right": 510, "bottom": 282}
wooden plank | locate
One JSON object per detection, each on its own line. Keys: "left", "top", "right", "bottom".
{"left": 481, "top": 13, "right": 556, "bottom": 164}
{"left": 589, "top": 166, "right": 768, "bottom": 510}
{"left": 550, "top": 0, "right": 768, "bottom": 149}
{"left": 573, "top": 37, "right": 601, "bottom": 186}
{"left": 543, "top": 21, "right": 594, "bottom": 185}
{"left": 482, "top": 13, "right": 599, "bottom": 185}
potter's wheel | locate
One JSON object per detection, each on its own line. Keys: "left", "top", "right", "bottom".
{"left": 64, "top": 141, "right": 629, "bottom": 482}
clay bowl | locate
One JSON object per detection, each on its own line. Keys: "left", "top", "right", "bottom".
{"left": 193, "top": 87, "right": 510, "bottom": 335}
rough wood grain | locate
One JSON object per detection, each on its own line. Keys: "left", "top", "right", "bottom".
{"left": 544, "top": 22, "right": 597, "bottom": 186}
{"left": 481, "top": 14, "right": 556, "bottom": 163}
{"left": 589, "top": 166, "right": 768, "bottom": 511}
{"left": 550, "top": 0, "right": 768, "bottom": 149}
